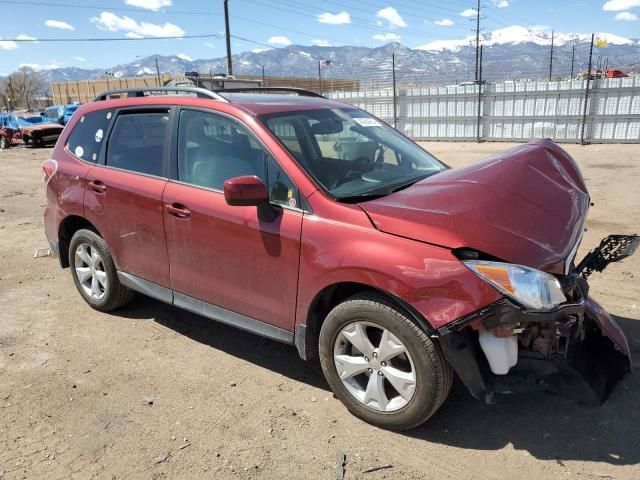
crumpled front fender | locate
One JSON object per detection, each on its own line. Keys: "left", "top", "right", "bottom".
{"left": 585, "top": 296, "right": 631, "bottom": 359}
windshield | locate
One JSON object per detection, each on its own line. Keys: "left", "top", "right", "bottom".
{"left": 259, "top": 108, "right": 446, "bottom": 201}
{"left": 64, "top": 105, "right": 79, "bottom": 114}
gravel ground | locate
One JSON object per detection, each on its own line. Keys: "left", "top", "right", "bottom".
{"left": 0, "top": 142, "right": 638, "bottom": 480}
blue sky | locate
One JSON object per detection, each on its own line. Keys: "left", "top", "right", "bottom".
{"left": 0, "top": 0, "right": 639, "bottom": 73}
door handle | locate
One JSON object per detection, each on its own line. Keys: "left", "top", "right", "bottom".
{"left": 165, "top": 203, "right": 191, "bottom": 219}
{"left": 88, "top": 180, "right": 107, "bottom": 194}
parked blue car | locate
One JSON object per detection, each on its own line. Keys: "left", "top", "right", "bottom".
{"left": 44, "top": 104, "right": 79, "bottom": 125}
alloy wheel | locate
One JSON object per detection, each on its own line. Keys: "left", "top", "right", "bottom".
{"left": 74, "top": 243, "right": 108, "bottom": 300}
{"left": 333, "top": 321, "right": 416, "bottom": 412}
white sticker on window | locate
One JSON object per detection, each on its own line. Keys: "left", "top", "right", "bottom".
{"left": 75, "top": 146, "right": 84, "bottom": 158}
{"left": 95, "top": 129, "right": 104, "bottom": 143}
{"left": 353, "top": 117, "right": 382, "bottom": 127}
{"left": 288, "top": 198, "right": 297, "bottom": 208}
{"left": 106, "top": 112, "right": 112, "bottom": 120}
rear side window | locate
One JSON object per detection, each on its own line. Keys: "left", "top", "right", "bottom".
{"left": 106, "top": 112, "right": 169, "bottom": 177}
{"left": 66, "top": 109, "right": 113, "bottom": 163}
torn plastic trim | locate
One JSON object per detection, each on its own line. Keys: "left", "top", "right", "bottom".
{"left": 436, "top": 298, "right": 585, "bottom": 336}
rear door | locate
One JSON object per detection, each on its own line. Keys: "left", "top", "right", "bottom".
{"left": 83, "top": 107, "right": 172, "bottom": 287}
{"left": 162, "top": 108, "right": 303, "bottom": 330}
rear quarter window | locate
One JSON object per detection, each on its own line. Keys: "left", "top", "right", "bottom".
{"left": 66, "top": 109, "right": 113, "bottom": 163}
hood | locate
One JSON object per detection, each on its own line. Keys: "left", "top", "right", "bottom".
{"left": 359, "top": 139, "right": 589, "bottom": 274}
{"left": 20, "top": 123, "right": 64, "bottom": 133}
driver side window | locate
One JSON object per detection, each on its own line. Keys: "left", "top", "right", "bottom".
{"left": 178, "top": 110, "right": 266, "bottom": 190}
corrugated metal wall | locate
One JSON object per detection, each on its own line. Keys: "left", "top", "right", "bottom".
{"left": 328, "top": 76, "right": 640, "bottom": 144}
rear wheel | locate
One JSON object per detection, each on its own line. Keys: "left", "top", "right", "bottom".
{"left": 69, "top": 229, "right": 135, "bottom": 312}
{"left": 319, "top": 293, "right": 452, "bottom": 430}
{"left": 0, "top": 136, "right": 9, "bottom": 149}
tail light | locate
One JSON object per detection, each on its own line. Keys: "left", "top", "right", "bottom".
{"left": 42, "top": 159, "right": 58, "bottom": 187}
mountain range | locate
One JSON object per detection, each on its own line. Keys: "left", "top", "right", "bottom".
{"left": 39, "top": 27, "right": 640, "bottom": 88}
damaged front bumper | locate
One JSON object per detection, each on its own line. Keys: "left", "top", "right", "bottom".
{"left": 439, "top": 234, "right": 637, "bottom": 405}
{"left": 439, "top": 297, "right": 631, "bottom": 405}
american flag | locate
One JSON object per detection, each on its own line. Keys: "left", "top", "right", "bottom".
{"left": 319, "top": 60, "right": 332, "bottom": 68}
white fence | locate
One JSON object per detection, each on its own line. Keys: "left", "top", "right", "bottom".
{"left": 327, "top": 77, "right": 640, "bottom": 143}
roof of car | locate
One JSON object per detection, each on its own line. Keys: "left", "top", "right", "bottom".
{"left": 87, "top": 89, "right": 353, "bottom": 117}
{"left": 219, "top": 93, "right": 351, "bottom": 115}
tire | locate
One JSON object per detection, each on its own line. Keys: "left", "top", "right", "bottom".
{"left": 0, "top": 136, "right": 9, "bottom": 149}
{"left": 319, "top": 293, "right": 453, "bottom": 430}
{"left": 68, "top": 229, "right": 135, "bottom": 312}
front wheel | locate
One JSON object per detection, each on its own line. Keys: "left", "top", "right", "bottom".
{"left": 319, "top": 293, "right": 452, "bottom": 430}
{"left": 68, "top": 229, "right": 135, "bottom": 312}
{"left": 0, "top": 136, "right": 10, "bottom": 149}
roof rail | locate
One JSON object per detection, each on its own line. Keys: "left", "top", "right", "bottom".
{"left": 94, "top": 86, "right": 228, "bottom": 102}
{"left": 214, "top": 87, "right": 325, "bottom": 98}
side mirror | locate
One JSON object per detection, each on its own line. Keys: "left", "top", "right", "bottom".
{"left": 224, "top": 175, "right": 269, "bottom": 207}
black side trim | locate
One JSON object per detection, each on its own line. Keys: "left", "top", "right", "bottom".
{"left": 117, "top": 272, "right": 294, "bottom": 345}
{"left": 173, "top": 292, "right": 294, "bottom": 344}
{"left": 118, "top": 272, "right": 173, "bottom": 304}
{"left": 294, "top": 324, "right": 310, "bottom": 360}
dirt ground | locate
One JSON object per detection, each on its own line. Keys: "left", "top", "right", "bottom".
{"left": 0, "top": 142, "right": 639, "bottom": 480}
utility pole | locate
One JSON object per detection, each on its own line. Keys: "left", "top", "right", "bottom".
{"left": 548, "top": 30, "right": 554, "bottom": 81}
{"left": 474, "top": 0, "right": 481, "bottom": 81}
{"left": 570, "top": 44, "right": 575, "bottom": 78}
{"left": 580, "top": 33, "right": 595, "bottom": 145}
{"left": 224, "top": 0, "right": 233, "bottom": 76}
{"left": 318, "top": 61, "right": 322, "bottom": 95}
{"left": 476, "top": 45, "right": 483, "bottom": 143}
{"left": 261, "top": 65, "right": 265, "bottom": 86}
{"left": 155, "top": 58, "right": 162, "bottom": 86}
{"left": 392, "top": 52, "right": 397, "bottom": 128}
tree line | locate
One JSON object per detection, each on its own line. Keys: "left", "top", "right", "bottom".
{"left": 0, "top": 67, "right": 47, "bottom": 112}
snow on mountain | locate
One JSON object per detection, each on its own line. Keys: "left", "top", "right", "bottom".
{"left": 417, "top": 25, "right": 637, "bottom": 52}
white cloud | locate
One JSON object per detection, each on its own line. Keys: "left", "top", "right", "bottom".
{"left": 460, "top": 8, "right": 477, "bottom": 17}
{"left": 91, "top": 12, "right": 185, "bottom": 37}
{"left": 372, "top": 32, "right": 401, "bottom": 42}
{"left": 312, "top": 38, "right": 332, "bottom": 46}
{"left": 317, "top": 12, "right": 351, "bottom": 25}
{"left": 614, "top": 11, "right": 639, "bottom": 20}
{"left": 434, "top": 19, "right": 454, "bottom": 26}
{"left": 177, "top": 53, "right": 192, "bottom": 61}
{"left": 17, "top": 34, "right": 38, "bottom": 42}
{"left": 45, "top": 19, "right": 74, "bottom": 30}
{"left": 492, "top": 0, "right": 510, "bottom": 7}
{"left": 124, "top": 0, "right": 172, "bottom": 10}
{"left": 73, "top": 56, "right": 87, "bottom": 62}
{"left": 203, "top": 41, "right": 215, "bottom": 48}
{"left": 603, "top": 0, "right": 640, "bottom": 11}
{"left": 20, "top": 61, "right": 62, "bottom": 70}
{"left": 0, "top": 38, "right": 18, "bottom": 50}
{"left": 376, "top": 7, "right": 407, "bottom": 28}
{"left": 267, "top": 35, "right": 291, "bottom": 46}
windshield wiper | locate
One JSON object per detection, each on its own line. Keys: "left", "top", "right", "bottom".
{"left": 337, "top": 174, "right": 430, "bottom": 203}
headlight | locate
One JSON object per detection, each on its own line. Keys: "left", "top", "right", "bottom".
{"left": 464, "top": 260, "right": 566, "bottom": 310}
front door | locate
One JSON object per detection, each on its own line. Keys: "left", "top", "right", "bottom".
{"left": 162, "top": 109, "right": 303, "bottom": 330}
{"left": 84, "top": 108, "right": 172, "bottom": 287}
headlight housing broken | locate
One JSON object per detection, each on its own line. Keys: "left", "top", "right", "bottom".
{"left": 464, "top": 260, "right": 567, "bottom": 311}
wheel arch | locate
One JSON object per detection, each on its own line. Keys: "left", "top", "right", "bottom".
{"left": 295, "top": 281, "right": 436, "bottom": 361}
{"left": 58, "top": 215, "right": 101, "bottom": 268}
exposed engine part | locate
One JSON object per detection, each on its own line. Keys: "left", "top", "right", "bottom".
{"left": 519, "top": 317, "right": 579, "bottom": 360}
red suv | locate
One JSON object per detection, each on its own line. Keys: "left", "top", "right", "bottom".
{"left": 44, "top": 87, "right": 636, "bottom": 430}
